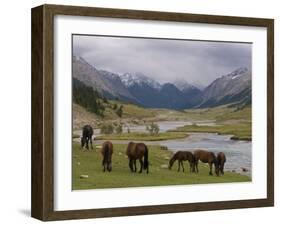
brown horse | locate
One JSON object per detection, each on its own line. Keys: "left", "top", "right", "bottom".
{"left": 168, "top": 151, "right": 194, "bottom": 172}
{"left": 101, "top": 141, "right": 113, "bottom": 172}
{"left": 126, "top": 142, "right": 149, "bottom": 174}
{"left": 217, "top": 152, "right": 226, "bottom": 175}
{"left": 193, "top": 150, "right": 219, "bottom": 176}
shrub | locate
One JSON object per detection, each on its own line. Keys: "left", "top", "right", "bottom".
{"left": 100, "top": 123, "right": 114, "bottom": 134}
{"left": 115, "top": 123, "right": 123, "bottom": 134}
{"left": 116, "top": 105, "right": 123, "bottom": 117}
{"left": 102, "top": 96, "right": 108, "bottom": 103}
{"left": 112, "top": 103, "right": 118, "bottom": 110}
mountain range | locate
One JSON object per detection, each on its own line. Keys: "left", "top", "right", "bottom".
{"left": 73, "top": 56, "right": 251, "bottom": 110}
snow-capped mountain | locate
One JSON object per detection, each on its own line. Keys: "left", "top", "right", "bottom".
{"left": 174, "top": 80, "right": 198, "bottom": 91}
{"left": 119, "top": 74, "right": 201, "bottom": 109}
{"left": 120, "top": 72, "right": 162, "bottom": 90}
{"left": 199, "top": 67, "right": 251, "bottom": 108}
{"left": 72, "top": 56, "right": 139, "bottom": 103}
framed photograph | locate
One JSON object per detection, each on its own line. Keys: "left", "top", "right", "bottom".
{"left": 31, "top": 4, "right": 274, "bottom": 221}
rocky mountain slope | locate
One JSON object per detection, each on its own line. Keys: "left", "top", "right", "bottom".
{"left": 198, "top": 67, "right": 251, "bottom": 108}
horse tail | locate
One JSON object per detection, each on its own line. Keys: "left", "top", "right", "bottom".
{"left": 143, "top": 145, "right": 149, "bottom": 172}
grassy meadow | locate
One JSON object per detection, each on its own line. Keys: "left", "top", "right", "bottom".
{"left": 72, "top": 102, "right": 251, "bottom": 189}
{"left": 72, "top": 142, "right": 251, "bottom": 190}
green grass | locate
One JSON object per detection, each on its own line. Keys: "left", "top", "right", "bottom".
{"left": 169, "top": 123, "right": 251, "bottom": 141}
{"left": 112, "top": 101, "right": 157, "bottom": 119}
{"left": 95, "top": 132, "right": 188, "bottom": 141}
{"left": 215, "top": 106, "right": 251, "bottom": 122}
{"left": 72, "top": 142, "right": 251, "bottom": 190}
{"left": 168, "top": 106, "right": 252, "bottom": 140}
{"left": 182, "top": 105, "right": 251, "bottom": 122}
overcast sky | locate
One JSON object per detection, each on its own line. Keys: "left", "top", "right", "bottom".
{"left": 73, "top": 35, "right": 252, "bottom": 87}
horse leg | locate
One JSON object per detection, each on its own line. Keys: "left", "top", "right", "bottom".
{"left": 102, "top": 155, "right": 105, "bottom": 172}
{"left": 134, "top": 160, "right": 137, "bottom": 172}
{"left": 107, "top": 162, "right": 112, "bottom": 172}
{"left": 195, "top": 161, "right": 199, "bottom": 173}
{"left": 129, "top": 159, "right": 134, "bottom": 172}
{"left": 85, "top": 137, "right": 89, "bottom": 150}
{"left": 221, "top": 163, "right": 224, "bottom": 175}
{"left": 191, "top": 160, "right": 195, "bottom": 172}
{"left": 90, "top": 136, "right": 93, "bottom": 150}
{"left": 181, "top": 161, "right": 184, "bottom": 172}
{"left": 209, "top": 163, "right": 213, "bottom": 175}
{"left": 138, "top": 159, "right": 143, "bottom": 173}
{"left": 177, "top": 161, "right": 180, "bottom": 172}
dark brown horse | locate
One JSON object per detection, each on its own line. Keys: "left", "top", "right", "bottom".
{"left": 217, "top": 152, "right": 226, "bottom": 175}
{"left": 168, "top": 151, "right": 194, "bottom": 172}
{"left": 126, "top": 142, "right": 149, "bottom": 174}
{"left": 101, "top": 141, "right": 113, "bottom": 172}
{"left": 193, "top": 150, "right": 219, "bottom": 176}
{"left": 81, "top": 125, "right": 94, "bottom": 150}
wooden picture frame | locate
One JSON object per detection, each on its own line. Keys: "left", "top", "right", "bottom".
{"left": 31, "top": 4, "right": 274, "bottom": 221}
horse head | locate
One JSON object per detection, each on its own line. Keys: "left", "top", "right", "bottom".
{"left": 168, "top": 157, "right": 174, "bottom": 170}
{"left": 80, "top": 136, "right": 85, "bottom": 148}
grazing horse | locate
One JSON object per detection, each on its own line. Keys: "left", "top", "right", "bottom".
{"left": 101, "top": 141, "right": 113, "bottom": 172}
{"left": 81, "top": 125, "right": 94, "bottom": 150}
{"left": 168, "top": 151, "right": 194, "bottom": 172}
{"left": 126, "top": 142, "right": 149, "bottom": 174}
{"left": 217, "top": 152, "right": 226, "bottom": 175}
{"left": 193, "top": 150, "right": 219, "bottom": 176}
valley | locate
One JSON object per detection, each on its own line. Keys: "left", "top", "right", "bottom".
{"left": 73, "top": 100, "right": 252, "bottom": 178}
{"left": 72, "top": 55, "right": 252, "bottom": 189}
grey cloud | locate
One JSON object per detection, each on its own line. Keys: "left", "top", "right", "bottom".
{"left": 73, "top": 35, "right": 252, "bottom": 87}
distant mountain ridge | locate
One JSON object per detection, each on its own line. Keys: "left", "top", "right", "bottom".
{"left": 73, "top": 56, "right": 251, "bottom": 109}
{"left": 120, "top": 72, "right": 162, "bottom": 90}
{"left": 198, "top": 67, "right": 251, "bottom": 108}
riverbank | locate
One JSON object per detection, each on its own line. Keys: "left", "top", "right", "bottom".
{"left": 95, "top": 132, "right": 189, "bottom": 141}
{"left": 168, "top": 123, "right": 251, "bottom": 141}
{"left": 72, "top": 142, "right": 251, "bottom": 190}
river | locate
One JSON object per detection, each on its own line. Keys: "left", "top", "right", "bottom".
{"left": 145, "top": 132, "right": 251, "bottom": 176}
